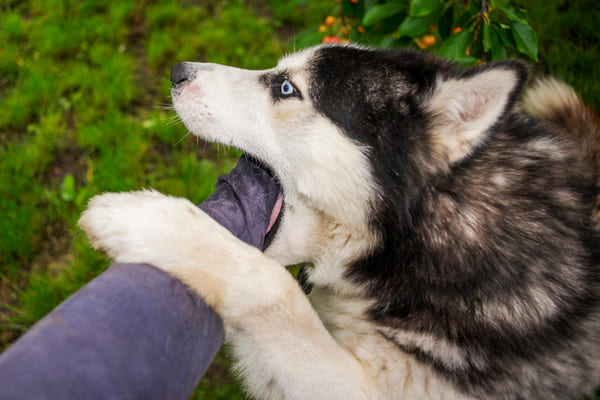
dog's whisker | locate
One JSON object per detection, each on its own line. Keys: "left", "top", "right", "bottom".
{"left": 160, "top": 113, "right": 183, "bottom": 127}
{"left": 174, "top": 131, "right": 191, "bottom": 146}
{"left": 155, "top": 104, "right": 176, "bottom": 111}
{"left": 164, "top": 119, "right": 181, "bottom": 128}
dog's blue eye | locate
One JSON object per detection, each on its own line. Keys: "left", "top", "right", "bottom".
{"left": 281, "top": 80, "right": 295, "bottom": 96}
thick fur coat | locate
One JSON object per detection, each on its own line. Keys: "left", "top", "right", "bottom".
{"left": 80, "top": 45, "right": 600, "bottom": 399}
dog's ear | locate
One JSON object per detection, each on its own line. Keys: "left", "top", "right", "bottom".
{"left": 428, "top": 60, "right": 528, "bottom": 164}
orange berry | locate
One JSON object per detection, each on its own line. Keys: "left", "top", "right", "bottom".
{"left": 358, "top": 26, "right": 365, "bottom": 34}
{"left": 453, "top": 26, "right": 462, "bottom": 34}
{"left": 350, "top": 0, "right": 359, "bottom": 3}
{"left": 322, "top": 35, "right": 342, "bottom": 44}
{"left": 325, "top": 16, "right": 336, "bottom": 27}
{"left": 416, "top": 39, "right": 427, "bottom": 49}
{"left": 318, "top": 25, "right": 327, "bottom": 33}
{"left": 422, "top": 35, "right": 436, "bottom": 46}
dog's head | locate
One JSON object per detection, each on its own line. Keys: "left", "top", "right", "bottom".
{"left": 171, "top": 44, "right": 527, "bottom": 274}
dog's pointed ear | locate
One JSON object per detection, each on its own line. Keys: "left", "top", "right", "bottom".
{"left": 428, "top": 60, "right": 528, "bottom": 164}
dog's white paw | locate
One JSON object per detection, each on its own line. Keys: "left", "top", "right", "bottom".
{"left": 79, "top": 189, "right": 289, "bottom": 319}
{"left": 79, "top": 190, "right": 211, "bottom": 266}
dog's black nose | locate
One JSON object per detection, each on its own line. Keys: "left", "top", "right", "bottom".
{"left": 171, "top": 62, "right": 193, "bottom": 85}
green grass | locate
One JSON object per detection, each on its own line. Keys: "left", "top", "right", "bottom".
{"left": 0, "top": 0, "right": 321, "bottom": 335}
{"left": 0, "top": 0, "right": 324, "bottom": 396}
{"left": 0, "top": 0, "right": 598, "bottom": 398}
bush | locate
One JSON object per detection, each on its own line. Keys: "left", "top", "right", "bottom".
{"left": 297, "top": 0, "right": 538, "bottom": 66}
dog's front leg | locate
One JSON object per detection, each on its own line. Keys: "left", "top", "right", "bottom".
{"left": 79, "top": 190, "right": 373, "bottom": 400}
{"left": 222, "top": 261, "right": 374, "bottom": 400}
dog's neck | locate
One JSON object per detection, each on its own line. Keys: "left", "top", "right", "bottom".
{"left": 265, "top": 198, "right": 378, "bottom": 297}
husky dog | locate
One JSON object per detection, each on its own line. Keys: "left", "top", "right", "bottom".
{"left": 79, "top": 45, "right": 600, "bottom": 399}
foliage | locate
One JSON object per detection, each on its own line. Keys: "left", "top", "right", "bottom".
{"left": 519, "top": 0, "right": 600, "bottom": 111}
{"left": 298, "top": 0, "right": 538, "bottom": 65}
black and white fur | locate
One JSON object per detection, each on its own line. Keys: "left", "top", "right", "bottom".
{"left": 80, "top": 44, "right": 600, "bottom": 399}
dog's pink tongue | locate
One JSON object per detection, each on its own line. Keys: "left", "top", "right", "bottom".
{"left": 266, "top": 192, "right": 284, "bottom": 234}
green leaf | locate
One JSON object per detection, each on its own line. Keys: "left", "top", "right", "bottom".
{"left": 397, "top": 16, "right": 429, "bottom": 37}
{"left": 511, "top": 21, "right": 538, "bottom": 60}
{"left": 60, "top": 174, "right": 75, "bottom": 202}
{"left": 500, "top": 7, "right": 527, "bottom": 23}
{"left": 490, "top": 29, "right": 507, "bottom": 60}
{"left": 482, "top": 22, "right": 492, "bottom": 51}
{"left": 491, "top": 42, "right": 507, "bottom": 60}
{"left": 440, "top": 29, "right": 474, "bottom": 61}
{"left": 453, "top": 55, "right": 479, "bottom": 66}
{"left": 497, "top": 26, "right": 515, "bottom": 48}
{"left": 397, "top": 5, "right": 443, "bottom": 37}
{"left": 410, "top": 0, "right": 442, "bottom": 18}
{"left": 362, "top": 3, "right": 405, "bottom": 27}
{"left": 379, "top": 35, "right": 398, "bottom": 48}
{"left": 499, "top": 7, "right": 521, "bottom": 22}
